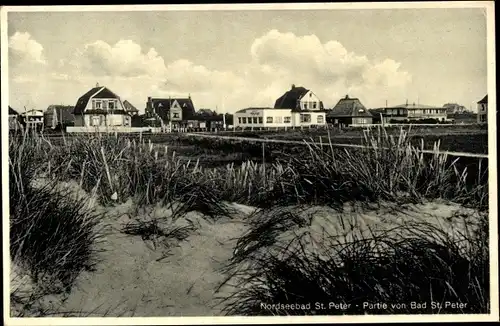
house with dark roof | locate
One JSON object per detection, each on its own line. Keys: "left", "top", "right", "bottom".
{"left": 145, "top": 96, "right": 196, "bottom": 130}
{"left": 273, "top": 84, "right": 327, "bottom": 127}
{"left": 274, "top": 84, "right": 325, "bottom": 111}
{"left": 477, "top": 95, "right": 488, "bottom": 124}
{"left": 123, "top": 100, "right": 139, "bottom": 116}
{"left": 73, "top": 85, "right": 131, "bottom": 127}
{"left": 9, "top": 106, "right": 21, "bottom": 131}
{"left": 327, "top": 95, "right": 373, "bottom": 126}
{"left": 44, "top": 105, "right": 75, "bottom": 129}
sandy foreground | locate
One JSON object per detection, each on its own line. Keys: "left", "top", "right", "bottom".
{"left": 10, "top": 181, "right": 484, "bottom": 317}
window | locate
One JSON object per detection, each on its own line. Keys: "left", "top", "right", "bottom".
{"left": 109, "top": 100, "right": 115, "bottom": 110}
{"left": 284, "top": 116, "right": 291, "bottom": 123}
{"left": 258, "top": 117, "right": 263, "bottom": 124}
{"left": 423, "top": 109, "right": 427, "bottom": 114}
{"left": 238, "top": 117, "right": 242, "bottom": 124}
{"left": 266, "top": 117, "right": 273, "bottom": 123}
{"left": 173, "top": 113, "right": 180, "bottom": 119}
{"left": 242, "top": 117, "right": 247, "bottom": 124}
{"left": 91, "top": 116, "right": 101, "bottom": 126}
{"left": 300, "top": 114, "right": 311, "bottom": 123}
{"left": 253, "top": 117, "right": 258, "bottom": 124}
{"left": 95, "top": 100, "right": 102, "bottom": 109}
{"left": 317, "top": 115, "right": 324, "bottom": 124}
{"left": 304, "top": 104, "right": 308, "bottom": 110}
{"left": 313, "top": 102, "right": 317, "bottom": 109}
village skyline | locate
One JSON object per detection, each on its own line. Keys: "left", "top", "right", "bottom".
{"left": 7, "top": 6, "right": 488, "bottom": 114}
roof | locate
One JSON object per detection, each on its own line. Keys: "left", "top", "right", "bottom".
{"left": 123, "top": 100, "right": 139, "bottom": 113}
{"left": 390, "top": 103, "right": 442, "bottom": 109}
{"left": 327, "top": 95, "right": 372, "bottom": 118}
{"left": 149, "top": 97, "right": 196, "bottom": 120}
{"left": 73, "top": 86, "right": 121, "bottom": 115}
{"left": 235, "top": 107, "right": 279, "bottom": 114}
{"left": 478, "top": 95, "right": 488, "bottom": 104}
{"left": 274, "top": 86, "right": 309, "bottom": 110}
{"left": 9, "top": 106, "right": 19, "bottom": 115}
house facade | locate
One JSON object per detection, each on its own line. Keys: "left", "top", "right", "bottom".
{"left": 327, "top": 95, "right": 373, "bottom": 126}
{"left": 44, "top": 105, "right": 75, "bottom": 129}
{"left": 20, "top": 109, "right": 45, "bottom": 130}
{"left": 373, "top": 102, "right": 448, "bottom": 123}
{"left": 9, "top": 106, "right": 21, "bottom": 131}
{"left": 145, "top": 96, "right": 196, "bottom": 130}
{"left": 274, "top": 84, "right": 325, "bottom": 111}
{"left": 73, "top": 85, "right": 131, "bottom": 127}
{"left": 477, "top": 95, "right": 488, "bottom": 124}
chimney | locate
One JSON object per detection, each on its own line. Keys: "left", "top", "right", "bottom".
{"left": 96, "top": 82, "right": 100, "bottom": 87}
{"left": 345, "top": 95, "right": 349, "bottom": 99}
{"left": 405, "top": 99, "right": 408, "bottom": 106}
{"left": 291, "top": 84, "right": 296, "bottom": 90}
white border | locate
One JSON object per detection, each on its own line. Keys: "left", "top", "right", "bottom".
{"left": 1, "top": 2, "right": 498, "bottom": 325}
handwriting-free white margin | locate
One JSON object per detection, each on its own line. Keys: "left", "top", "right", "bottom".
{"left": 1, "top": 2, "right": 497, "bottom": 325}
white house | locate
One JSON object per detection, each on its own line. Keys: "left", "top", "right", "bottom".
{"left": 73, "top": 84, "right": 132, "bottom": 127}
{"left": 477, "top": 95, "right": 488, "bottom": 124}
{"left": 234, "top": 108, "right": 292, "bottom": 129}
{"left": 274, "top": 84, "right": 325, "bottom": 112}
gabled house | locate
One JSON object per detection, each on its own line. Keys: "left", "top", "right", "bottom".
{"left": 73, "top": 85, "right": 131, "bottom": 127}
{"left": 274, "top": 84, "right": 327, "bottom": 127}
{"left": 123, "top": 100, "right": 139, "bottom": 116}
{"left": 44, "top": 105, "right": 75, "bottom": 129}
{"left": 9, "top": 106, "right": 21, "bottom": 131}
{"left": 477, "top": 95, "right": 488, "bottom": 124}
{"left": 327, "top": 95, "right": 373, "bottom": 126}
{"left": 145, "top": 96, "right": 196, "bottom": 129}
{"left": 274, "top": 84, "right": 325, "bottom": 111}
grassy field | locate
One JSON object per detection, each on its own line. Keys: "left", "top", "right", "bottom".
{"left": 9, "top": 126, "right": 490, "bottom": 316}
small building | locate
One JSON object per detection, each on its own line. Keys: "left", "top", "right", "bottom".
{"left": 145, "top": 96, "right": 196, "bottom": 130}
{"left": 9, "top": 106, "right": 21, "bottom": 131}
{"left": 327, "top": 95, "right": 373, "bottom": 126}
{"left": 373, "top": 102, "right": 448, "bottom": 124}
{"left": 44, "top": 105, "right": 75, "bottom": 129}
{"left": 20, "top": 109, "right": 44, "bottom": 130}
{"left": 234, "top": 107, "right": 292, "bottom": 129}
{"left": 404, "top": 103, "right": 448, "bottom": 122}
{"left": 73, "top": 85, "right": 132, "bottom": 127}
{"left": 444, "top": 103, "right": 467, "bottom": 115}
{"left": 477, "top": 95, "right": 488, "bottom": 124}
{"left": 123, "top": 100, "right": 140, "bottom": 116}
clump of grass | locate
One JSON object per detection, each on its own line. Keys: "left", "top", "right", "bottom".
{"left": 9, "top": 133, "right": 104, "bottom": 295}
{"left": 217, "top": 207, "right": 489, "bottom": 315}
{"left": 122, "top": 217, "right": 195, "bottom": 251}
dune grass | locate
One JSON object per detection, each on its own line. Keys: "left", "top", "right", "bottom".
{"left": 8, "top": 125, "right": 489, "bottom": 316}
{"left": 217, "top": 206, "right": 489, "bottom": 315}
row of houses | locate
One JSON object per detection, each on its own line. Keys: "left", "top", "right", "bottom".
{"left": 232, "top": 84, "right": 486, "bottom": 129}
{"left": 8, "top": 83, "right": 489, "bottom": 132}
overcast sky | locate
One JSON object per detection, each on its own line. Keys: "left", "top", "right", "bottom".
{"left": 7, "top": 7, "right": 488, "bottom": 113}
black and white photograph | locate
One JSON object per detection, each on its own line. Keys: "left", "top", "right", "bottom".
{"left": 1, "top": 2, "right": 498, "bottom": 324}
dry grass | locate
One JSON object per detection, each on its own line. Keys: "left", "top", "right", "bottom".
{"left": 8, "top": 125, "right": 489, "bottom": 316}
